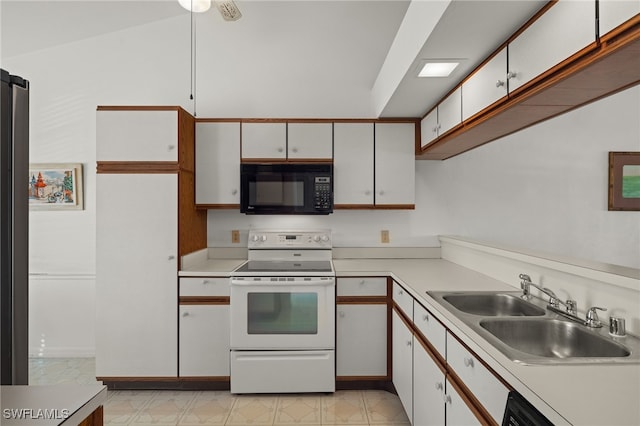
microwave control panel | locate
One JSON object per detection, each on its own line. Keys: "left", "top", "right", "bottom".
{"left": 313, "top": 177, "right": 332, "bottom": 211}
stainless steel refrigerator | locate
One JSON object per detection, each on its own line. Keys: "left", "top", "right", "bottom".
{"left": 0, "top": 68, "right": 29, "bottom": 385}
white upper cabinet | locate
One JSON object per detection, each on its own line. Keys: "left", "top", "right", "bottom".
{"left": 599, "top": 0, "right": 640, "bottom": 36}
{"left": 333, "top": 123, "right": 374, "bottom": 205}
{"left": 437, "top": 87, "right": 462, "bottom": 136}
{"left": 508, "top": 0, "right": 596, "bottom": 92}
{"left": 420, "top": 108, "right": 439, "bottom": 148}
{"left": 195, "top": 122, "right": 240, "bottom": 205}
{"left": 287, "top": 123, "right": 333, "bottom": 159}
{"left": 420, "top": 88, "right": 462, "bottom": 148}
{"left": 462, "top": 48, "right": 508, "bottom": 121}
{"left": 241, "top": 122, "right": 287, "bottom": 159}
{"left": 96, "top": 110, "right": 178, "bottom": 162}
{"left": 375, "top": 123, "right": 415, "bottom": 206}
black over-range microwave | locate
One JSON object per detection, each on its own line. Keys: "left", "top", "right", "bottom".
{"left": 240, "top": 163, "right": 333, "bottom": 215}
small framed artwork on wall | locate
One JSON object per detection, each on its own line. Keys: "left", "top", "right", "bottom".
{"left": 28, "top": 163, "right": 84, "bottom": 210}
{"left": 608, "top": 152, "right": 640, "bottom": 211}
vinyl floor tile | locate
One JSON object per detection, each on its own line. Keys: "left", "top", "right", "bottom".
{"left": 29, "top": 358, "right": 409, "bottom": 425}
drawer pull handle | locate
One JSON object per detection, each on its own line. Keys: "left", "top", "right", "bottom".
{"left": 398, "top": 289, "right": 403, "bottom": 295}
{"left": 359, "top": 279, "right": 365, "bottom": 285}
{"left": 444, "top": 394, "right": 452, "bottom": 404}
{"left": 202, "top": 280, "right": 210, "bottom": 284}
{"left": 182, "top": 312, "right": 189, "bottom": 317}
{"left": 422, "top": 314, "right": 429, "bottom": 322}
{"left": 463, "top": 357, "right": 474, "bottom": 368}
{"left": 406, "top": 340, "right": 412, "bottom": 347}
{"left": 339, "top": 311, "right": 345, "bottom": 318}
{"left": 168, "top": 255, "right": 176, "bottom": 260}
{"left": 435, "top": 382, "right": 443, "bottom": 391}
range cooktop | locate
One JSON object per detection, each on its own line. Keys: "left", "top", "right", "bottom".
{"left": 233, "top": 260, "right": 333, "bottom": 274}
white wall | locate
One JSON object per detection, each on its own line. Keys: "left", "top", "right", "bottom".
{"left": 3, "top": 12, "right": 639, "bottom": 356}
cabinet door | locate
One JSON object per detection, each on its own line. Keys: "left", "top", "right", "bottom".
{"left": 413, "top": 340, "right": 445, "bottom": 426}
{"left": 96, "top": 173, "right": 178, "bottom": 377}
{"left": 414, "top": 301, "right": 446, "bottom": 359}
{"left": 508, "top": 0, "right": 596, "bottom": 92}
{"left": 333, "top": 123, "right": 374, "bottom": 205}
{"left": 241, "top": 122, "right": 287, "bottom": 159}
{"left": 287, "top": 123, "right": 333, "bottom": 159}
{"left": 447, "top": 333, "right": 509, "bottom": 424}
{"left": 437, "top": 87, "right": 462, "bottom": 135}
{"left": 337, "top": 277, "right": 386, "bottom": 297}
{"left": 392, "top": 282, "right": 414, "bottom": 319}
{"left": 599, "top": 0, "right": 640, "bottom": 36}
{"left": 96, "top": 110, "right": 178, "bottom": 162}
{"left": 445, "top": 377, "right": 482, "bottom": 426}
{"left": 374, "top": 123, "right": 415, "bottom": 206}
{"left": 392, "top": 310, "right": 413, "bottom": 424}
{"left": 462, "top": 48, "right": 508, "bottom": 121}
{"left": 336, "top": 304, "right": 387, "bottom": 377}
{"left": 195, "top": 122, "right": 240, "bottom": 205}
{"left": 179, "top": 304, "right": 230, "bottom": 376}
{"left": 420, "top": 108, "right": 439, "bottom": 148}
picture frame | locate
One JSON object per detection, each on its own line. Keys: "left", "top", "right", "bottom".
{"left": 28, "top": 163, "right": 84, "bottom": 211}
{"left": 608, "top": 152, "right": 640, "bottom": 211}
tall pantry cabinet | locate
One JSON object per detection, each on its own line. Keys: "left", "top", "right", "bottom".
{"left": 95, "top": 106, "right": 206, "bottom": 380}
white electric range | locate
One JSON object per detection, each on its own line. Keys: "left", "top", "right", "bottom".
{"left": 229, "top": 229, "right": 336, "bottom": 394}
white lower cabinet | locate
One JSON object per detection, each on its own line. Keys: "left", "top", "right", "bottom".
{"left": 179, "top": 304, "right": 230, "bottom": 377}
{"left": 336, "top": 304, "right": 387, "bottom": 377}
{"left": 413, "top": 340, "right": 445, "bottom": 426}
{"left": 447, "top": 334, "right": 509, "bottom": 424}
{"left": 392, "top": 310, "right": 414, "bottom": 424}
{"left": 445, "top": 378, "right": 482, "bottom": 426}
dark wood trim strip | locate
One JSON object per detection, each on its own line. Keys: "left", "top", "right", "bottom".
{"left": 335, "top": 375, "right": 390, "bottom": 382}
{"left": 240, "top": 158, "right": 333, "bottom": 164}
{"left": 78, "top": 405, "right": 103, "bottom": 426}
{"left": 97, "top": 376, "right": 179, "bottom": 382}
{"left": 179, "top": 296, "right": 230, "bottom": 304}
{"left": 195, "top": 204, "right": 240, "bottom": 210}
{"left": 96, "top": 161, "right": 180, "bottom": 174}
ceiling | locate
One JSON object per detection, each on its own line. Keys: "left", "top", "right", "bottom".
{"left": 1, "top": 0, "right": 547, "bottom": 118}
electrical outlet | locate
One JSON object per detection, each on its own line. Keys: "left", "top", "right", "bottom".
{"left": 381, "top": 230, "right": 390, "bottom": 243}
{"left": 231, "top": 230, "right": 240, "bottom": 244}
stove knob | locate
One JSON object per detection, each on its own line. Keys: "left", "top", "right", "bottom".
{"left": 251, "top": 235, "right": 259, "bottom": 242}
{"left": 260, "top": 235, "right": 267, "bottom": 242}
{"left": 313, "top": 235, "right": 321, "bottom": 242}
{"left": 321, "top": 234, "right": 329, "bottom": 242}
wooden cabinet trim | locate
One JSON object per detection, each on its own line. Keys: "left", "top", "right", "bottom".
{"left": 336, "top": 296, "right": 387, "bottom": 304}
{"left": 96, "top": 161, "right": 179, "bottom": 174}
{"left": 195, "top": 204, "right": 240, "bottom": 210}
{"left": 179, "top": 297, "right": 230, "bottom": 305}
{"left": 240, "top": 158, "right": 333, "bottom": 164}
{"left": 419, "top": 19, "right": 640, "bottom": 160}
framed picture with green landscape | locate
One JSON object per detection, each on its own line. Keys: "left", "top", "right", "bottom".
{"left": 609, "top": 152, "right": 640, "bottom": 211}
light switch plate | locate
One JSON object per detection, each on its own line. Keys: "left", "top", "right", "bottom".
{"left": 381, "top": 230, "right": 390, "bottom": 243}
{"left": 231, "top": 230, "right": 240, "bottom": 244}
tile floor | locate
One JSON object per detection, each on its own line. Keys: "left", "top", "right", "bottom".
{"left": 29, "top": 358, "right": 410, "bottom": 425}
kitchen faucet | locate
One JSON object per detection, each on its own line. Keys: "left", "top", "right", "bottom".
{"left": 519, "top": 273, "right": 605, "bottom": 327}
{"left": 519, "top": 274, "right": 577, "bottom": 314}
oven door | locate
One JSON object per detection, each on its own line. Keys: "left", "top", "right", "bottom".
{"left": 230, "top": 277, "right": 335, "bottom": 350}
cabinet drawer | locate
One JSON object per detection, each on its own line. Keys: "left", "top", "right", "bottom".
{"left": 180, "top": 277, "right": 230, "bottom": 297}
{"left": 447, "top": 333, "right": 509, "bottom": 424}
{"left": 392, "top": 281, "right": 413, "bottom": 319}
{"left": 414, "top": 301, "right": 446, "bottom": 359}
{"left": 337, "top": 277, "right": 387, "bottom": 297}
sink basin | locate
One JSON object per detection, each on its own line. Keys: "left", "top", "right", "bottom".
{"left": 480, "top": 318, "right": 631, "bottom": 359}
{"left": 442, "top": 293, "right": 546, "bottom": 317}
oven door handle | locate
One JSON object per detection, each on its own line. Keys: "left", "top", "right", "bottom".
{"left": 230, "top": 279, "right": 334, "bottom": 287}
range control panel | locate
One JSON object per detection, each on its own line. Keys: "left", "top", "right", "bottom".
{"left": 248, "top": 230, "right": 332, "bottom": 249}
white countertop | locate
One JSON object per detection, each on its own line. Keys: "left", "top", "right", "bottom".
{"left": 179, "top": 255, "right": 640, "bottom": 425}
{"left": 334, "top": 258, "right": 640, "bottom": 426}
{"left": 0, "top": 384, "right": 107, "bottom": 425}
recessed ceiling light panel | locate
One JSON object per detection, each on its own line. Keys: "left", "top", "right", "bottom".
{"left": 418, "top": 61, "right": 460, "bottom": 78}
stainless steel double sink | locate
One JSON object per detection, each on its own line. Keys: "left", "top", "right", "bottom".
{"left": 427, "top": 291, "right": 640, "bottom": 365}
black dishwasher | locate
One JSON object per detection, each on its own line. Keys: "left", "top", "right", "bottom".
{"left": 502, "top": 390, "right": 554, "bottom": 426}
